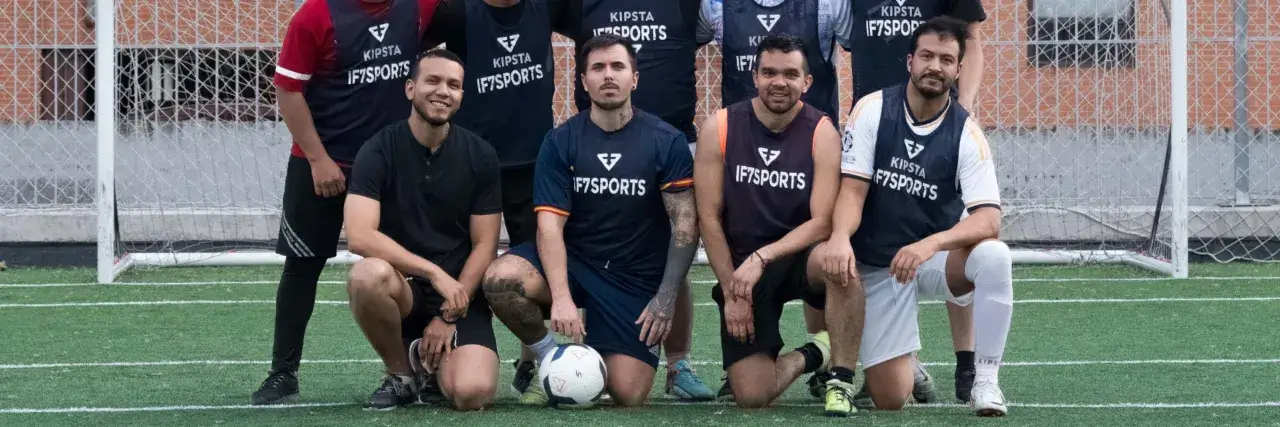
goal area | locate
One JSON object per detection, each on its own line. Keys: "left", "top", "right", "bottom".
{"left": 9, "top": 0, "right": 1280, "bottom": 283}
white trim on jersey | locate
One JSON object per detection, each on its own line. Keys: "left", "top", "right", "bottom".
{"left": 275, "top": 66, "right": 312, "bottom": 81}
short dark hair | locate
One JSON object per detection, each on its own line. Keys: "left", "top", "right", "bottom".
{"left": 908, "top": 16, "right": 970, "bottom": 60}
{"left": 410, "top": 48, "right": 464, "bottom": 80}
{"left": 753, "top": 33, "right": 809, "bottom": 74}
{"left": 577, "top": 33, "right": 638, "bottom": 75}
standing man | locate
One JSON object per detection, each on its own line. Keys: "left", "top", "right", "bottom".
{"left": 848, "top": 0, "right": 989, "bottom": 405}
{"left": 421, "top": 0, "right": 567, "bottom": 397}
{"left": 253, "top": 0, "right": 440, "bottom": 405}
{"left": 344, "top": 49, "right": 503, "bottom": 411}
{"left": 696, "top": 0, "right": 851, "bottom": 399}
{"left": 697, "top": 0, "right": 852, "bottom": 122}
{"left": 550, "top": 0, "right": 716, "bottom": 401}
{"left": 826, "top": 16, "right": 1011, "bottom": 416}
{"left": 480, "top": 34, "right": 701, "bottom": 408}
{"left": 694, "top": 34, "right": 865, "bottom": 417}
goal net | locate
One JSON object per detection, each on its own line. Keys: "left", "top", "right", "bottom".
{"left": 16, "top": 0, "right": 1280, "bottom": 282}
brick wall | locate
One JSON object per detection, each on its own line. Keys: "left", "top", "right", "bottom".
{"left": 3, "top": 0, "right": 1278, "bottom": 130}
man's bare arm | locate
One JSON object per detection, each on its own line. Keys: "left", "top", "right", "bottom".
{"left": 754, "top": 120, "right": 840, "bottom": 262}
{"left": 923, "top": 207, "right": 1000, "bottom": 251}
{"left": 535, "top": 211, "right": 572, "bottom": 301}
{"left": 957, "top": 22, "right": 985, "bottom": 109}
{"left": 693, "top": 112, "right": 736, "bottom": 285}
{"left": 458, "top": 213, "right": 502, "bottom": 298}
{"left": 830, "top": 177, "right": 871, "bottom": 242}
{"left": 277, "top": 89, "right": 329, "bottom": 161}
{"left": 345, "top": 195, "right": 450, "bottom": 282}
{"left": 652, "top": 189, "right": 698, "bottom": 314}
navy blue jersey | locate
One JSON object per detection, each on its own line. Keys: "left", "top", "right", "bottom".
{"left": 533, "top": 108, "right": 694, "bottom": 287}
{"left": 848, "top": 84, "right": 969, "bottom": 267}
{"left": 718, "top": 100, "right": 827, "bottom": 267}
{"left": 849, "top": 0, "right": 986, "bottom": 103}
{"left": 303, "top": 0, "right": 420, "bottom": 164}
{"left": 573, "top": 0, "right": 700, "bottom": 141}
{"left": 451, "top": 0, "right": 556, "bottom": 167}
{"left": 720, "top": 0, "right": 839, "bottom": 122}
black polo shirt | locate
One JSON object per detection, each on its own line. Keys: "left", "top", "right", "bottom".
{"left": 348, "top": 120, "right": 503, "bottom": 279}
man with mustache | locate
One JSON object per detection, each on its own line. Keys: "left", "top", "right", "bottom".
{"left": 342, "top": 49, "right": 504, "bottom": 411}
{"left": 480, "top": 33, "right": 701, "bottom": 408}
{"left": 693, "top": 33, "right": 863, "bottom": 416}
{"left": 548, "top": 0, "right": 716, "bottom": 401}
{"left": 847, "top": 0, "right": 988, "bottom": 405}
{"left": 254, "top": 0, "right": 441, "bottom": 406}
{"left": 825, "top": 16, "right": 1011, "bottom": 416}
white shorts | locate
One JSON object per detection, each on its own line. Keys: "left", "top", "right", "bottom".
{"left": 857, "top": 251, "right": 974, "bottom": 369}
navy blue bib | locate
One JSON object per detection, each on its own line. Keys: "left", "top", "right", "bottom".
{"left": 851, "top": 84, "right": 968, "bottom": 268}
{"left": 304, "top": 0, "right": 420, "bottom": 164}
{"left": 721, "top": 0, "right": 839, "bottom": 123}
{"left": 576, "top": 0, "right": 698, "bottom": 141}
{"left": 849, "top": 0, "right": 944, "bottom": 103}
{"left": 453, "top": 0, "right": 555, "bottom": 167}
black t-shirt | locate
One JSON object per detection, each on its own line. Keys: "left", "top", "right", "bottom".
{"left": 348, "top": 120, "right": 503, "bottom": 278}
{"left": 423, "top": 0, "right": 571, "bottom": 60}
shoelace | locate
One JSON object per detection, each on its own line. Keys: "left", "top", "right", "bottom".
{"left": 261, "top": 372, "right": 290, "bottom": 389}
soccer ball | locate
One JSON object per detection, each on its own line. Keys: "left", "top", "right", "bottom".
{"left": 537, "top": 343, "right": 608, "bottom": 409}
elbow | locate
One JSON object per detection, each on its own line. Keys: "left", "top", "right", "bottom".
{"left": 346, "top": 230, "right": 372, "bottom": 257}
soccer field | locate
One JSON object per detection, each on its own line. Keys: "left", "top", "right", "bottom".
{"left": 1, "top": 263, "right": 1278, "bottom": 426}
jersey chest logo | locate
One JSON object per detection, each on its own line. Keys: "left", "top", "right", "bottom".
{"left": 497, "top": 34, "right": 520, "bottom": 53}
{"left": 757, "top": 14, "right": 780, "bottom": 31}
{"left": 757, "top": 147, "right": 780, "bottom": 166}
{"left": 904, "top": 139, "right": 924, "bottom": 159}
{"left": 597, "top": 153, "right": 622, "bottom": 170}
{"left": 368, "top": 23, "right": 389, "bottom": 42}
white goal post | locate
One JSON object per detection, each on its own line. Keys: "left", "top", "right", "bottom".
{"left": 33, "top": 0, "right": 1280, "bottom": 284}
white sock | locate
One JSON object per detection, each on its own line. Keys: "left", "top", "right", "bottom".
{"left": 527, "top": 334, "right": 558, "bottom": 362}
{"left": 966, "top": 240, "right": 1013, "bottom": 385}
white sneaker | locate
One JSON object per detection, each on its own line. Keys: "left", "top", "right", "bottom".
{"left": 969, "top": 380, "right": 1007, "bottom": 417}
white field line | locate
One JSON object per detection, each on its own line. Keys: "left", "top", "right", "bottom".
{"left": 2, "top": 400, "right": 1278, "bottom": 414}
{"left": 2, "top": 358, "right": 1277, "bottom": 370}
{"left": 2, "top": 296, "right": 1278, "bottom": 309}
{"left": 7, "top": 275, "right": 1280, "bottom": 288}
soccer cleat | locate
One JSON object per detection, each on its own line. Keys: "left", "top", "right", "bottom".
{"left": 955, "top": 365, "right": 977, "bottom": 403}
{"left": 716, "top": 376, "right": 735, "bottom": 402}
{"left": 807, "top": 370, "right": 833, "bottom": 399}
{"left": 518, "top": 364, "right": 549, "bottom": 406}
{"left": 251, "top": 370, "right": 299, "bottom": 405}
{"left": 969, "top": 380, "right": 1007, "bottom": 417}
{"left": 511, "top": 359, "right": 536, "bottom": 395}
{"left": 850, "top": 379, "right": 874, "bottom": 408}
{"left": 362, "top": 373, "right": 419, "bottom": 410}
{"left": 664, "top": 359, "right": 716, "bottom": 401}
{"left": 823, "top": 378, "right": 857, "bottom": 417}
{"left": 912, "top": 362, "right": 939, "bottom": 403}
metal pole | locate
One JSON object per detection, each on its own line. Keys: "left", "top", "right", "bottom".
{"left": 1170, "top": 0, "right": 1190, "bottom": 278}
{"left": 95, "top": 0, "right": 117, "bottom": 283}
{"left": 1232, "top": 0, "right": 1251, "bottom": 205}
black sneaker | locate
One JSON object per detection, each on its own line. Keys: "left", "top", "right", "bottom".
{"left": 511, "top": 359, "right": 536, "bottom": 394}
{"left": 716, "top": 376, "right": 734, "bottom": 402}
{"left": 251, "top": 370, "right": 298, "bottom": 405}
{"left": 407, "top": 339, "right": 445, "bottom": 405}
{"left": 955, "top": 365, "right": 977, "bottom": 403}
{"left": 807, "top": 370, "right": 832, "bottom": 398}
{"left": 362, "top": 374, "right": 419, "bottom": 410}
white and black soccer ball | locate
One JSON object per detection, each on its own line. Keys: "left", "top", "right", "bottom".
{"left": 537, "top": 343, "right": 607, "bottom": 409}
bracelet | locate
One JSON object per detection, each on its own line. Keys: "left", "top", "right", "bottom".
{"left": 752, "top": 251, "right": 768, "bottom": 265}
{"left": 439, "top": 315, "right": 457, "bottom": 325}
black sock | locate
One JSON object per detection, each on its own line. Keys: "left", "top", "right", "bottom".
{"left": 830, "top": 366, "right": 855, "bottom": 384}
{"left": 795, "top": 343, "right": 823, "bottom": 374}
{"left": 956, "top": 350, "right": 975, "bottom": 369}
{"left": 269, "top": 256, "right": 328, "bottom": 373}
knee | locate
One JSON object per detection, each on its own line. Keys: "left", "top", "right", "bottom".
{"left": 448, "top": 380, "right": 496, "bottom": 411}
{"left": 966, "top": 240, "right": 1012, "bottom": 284}
{"left": 346, "top": 258, "right": 397, "bottom": 296}
{"left": 873, "top": 395, "right": 909, "bottom": 411}
{"left": 480, "top": 256, "right": 528, "bottom": 297}
{"left": 734, "top": 391, "right": 772, "bottom": 409}
{"left": 607, "top": 382, "right": 651, "bottom": 408}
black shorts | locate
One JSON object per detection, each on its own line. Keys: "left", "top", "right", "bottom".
{"left": 712, "top": 246, "right": 825, "bottom": 369}
{"left": 499, "top": 165, "right": 535, "bottom": 247}
{"left": 275, "top": 155, "right": 352, "bottom": 259}
{"left": 400, "top": 277, "right": 497, "bottom": 353}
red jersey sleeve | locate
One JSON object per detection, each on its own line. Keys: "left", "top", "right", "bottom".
{"left": 273, "top": 1, "right": 329, "bottom": 93}
{"left": 418, "top": 0, "right": 442, "bottom": 36}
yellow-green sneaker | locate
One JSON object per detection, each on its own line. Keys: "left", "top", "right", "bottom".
{"left": 518, "top": 365, "right": 548, "bottom": 406}
{"left": 824, "top": 378, "right": 857, "bottom": 417}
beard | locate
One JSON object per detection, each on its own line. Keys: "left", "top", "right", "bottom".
{"left": 912, "top": 71, "right": 954, "bottom": 99}
{"left": 763, "top": 94, "right": 798, "bottom": 114}
{"left": 413, "top": 98, "right": 452, "bottom": 126}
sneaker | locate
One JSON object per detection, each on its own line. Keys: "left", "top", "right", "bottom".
{"left": 362, "top": 374, "right": 419, "bottom": 410}
{"left": 511, "top": 359, "right": 536, "bottom": 395}
{"left": 955, "top": 365, "right": 976, "bottom": 403}
{"left": 969, "top": 380, "right": 1007, "bottom": 417}
{"left": 823, "top": 378, "right": 857, "bottom": 417}
{"left": 406, "top": 339, "right": 445, "bottom": 405}
{"left": 715, "top": 376, "right": 734, "bottom": 402}
{"left": 518, "top": 364, "right": 549, "bottom": 406}
{"left": 251, "top": 370, "right": 299, "bottom": 405}
{"left": 912, "top": 362, "right": 938, "bottom": 403}
{"left": 851, "top": 380, "right": 874, "bottom": 408}
{"left": 807, "top": 370, "right": 832, "bottom": 399}
{"left": 664, "top": 360, "right": 715, "bottom": 401}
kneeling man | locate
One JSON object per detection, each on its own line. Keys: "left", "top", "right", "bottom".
{"left": 344, "top": 49, "right": 504, "bottom": 411}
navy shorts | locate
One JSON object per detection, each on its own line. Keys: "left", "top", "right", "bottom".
{"left": 505, "top": 242, "right": 661, "bottom": 368}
